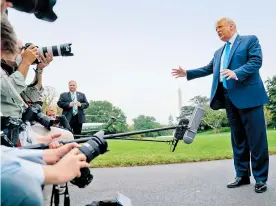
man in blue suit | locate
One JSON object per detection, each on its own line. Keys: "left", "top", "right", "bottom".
{"left": 171, "top": 17, "right": 269, "bottom": 193}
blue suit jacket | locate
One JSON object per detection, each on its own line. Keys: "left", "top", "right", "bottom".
{"left": 186, "top": 34, "right": 269, "bottom": 110}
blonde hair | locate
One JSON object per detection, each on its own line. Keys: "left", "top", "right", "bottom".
{"left": 217, "top": 17, "right": 237, "bottom": 31}
{"left": 45, "top": 105, "right": 57, "bottom": 114}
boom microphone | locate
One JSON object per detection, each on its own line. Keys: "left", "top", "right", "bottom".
{"left": 171, "top": 118, "right": 189, "bottom": 152}
{"left": 183, "top": 105, "right": 204, "bottom": 144}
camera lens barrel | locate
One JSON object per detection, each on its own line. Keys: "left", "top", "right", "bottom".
{"left": 79, "top": 136, "right": 108, "bottom": 163}
{"left": 39, "top": 43, "right": 73, "bottom": 57}
{"left": 70, "top": 134, "right": 108, "bottom": 188}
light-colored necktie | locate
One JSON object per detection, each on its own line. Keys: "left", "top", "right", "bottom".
{"left": 71, "top": 92, "right": 78, "bottom": 116}
{"left": 222, "top": 41, "right": 231, "bottom": 89}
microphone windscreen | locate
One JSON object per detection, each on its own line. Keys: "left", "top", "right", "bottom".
{"left": 183, "top": 105, "right": 204, "bottom": 144}
{"left": 174, "top": 118, "right": 189, "bottom": 140}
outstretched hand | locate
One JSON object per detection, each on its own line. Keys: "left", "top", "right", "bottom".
{"left": 171, "top": 66, "right": 187, "bottom": 78}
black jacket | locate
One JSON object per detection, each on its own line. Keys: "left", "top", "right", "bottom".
{"left": 57, "top": 91, "right": 89, "bottom": 123}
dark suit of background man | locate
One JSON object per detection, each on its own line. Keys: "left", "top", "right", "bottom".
{"left": 172, "top": 17, "right": 269, "bottom": 193}
{"left": 57, "top": 80, "right": 89, "bottom": 135}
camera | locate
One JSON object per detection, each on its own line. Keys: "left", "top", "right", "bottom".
{"left": 21, "top": 43, "right": 73, "bottom": 64}
{"left": 7, "top": 0, "right": 58, "bottom": 22}
{"left": 52, "top": 116, "right": 60, "bottom": 125}
{"left": 70, "top": 132, "right": 108, "bottom": 188}
{"left": 22, "top": 103, "right": 56, "bottom": 130}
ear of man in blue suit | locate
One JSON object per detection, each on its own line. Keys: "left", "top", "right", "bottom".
{"left": 171, "top": 17, "right": 269, "bottom": 193}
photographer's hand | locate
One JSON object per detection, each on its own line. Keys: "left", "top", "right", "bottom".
{"left": 21, "top": 44, "right": 39, "bottom": 65}
{"left": 17, "top": 44, "right": 39, "bottom": 79}
{"left": 43, "top": 142, "right": 80, "bottom": 165}
{"left": 37, "top": 132, "right": 61, "bottom": 145}
{"left": 43, "top": 148, "right": 90, "bottom": 185}
{"left": 37, "top": 53, "right": 53, "bottom": 70}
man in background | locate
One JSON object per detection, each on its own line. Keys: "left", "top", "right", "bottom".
{"left": 57, "top": 80, "right": 89, "bottom": 135}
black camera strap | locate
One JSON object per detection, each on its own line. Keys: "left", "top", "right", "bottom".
{"left": 20, "top": 92, "right": 33, "bottom": 106}
{"left": 64, "top": 183, "right": 70, "bottom": 206}
{"left": 50, "top": 183, "right": 70, "bottom": 206}
{"left": 27, "top": 66, "right": 40, "bottom": 88}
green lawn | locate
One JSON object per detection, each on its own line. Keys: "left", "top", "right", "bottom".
{"left": 90, "top": 129, "right": 276, "bottom": 168}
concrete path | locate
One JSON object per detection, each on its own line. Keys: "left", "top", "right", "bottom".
{"left": 44, "top": 156, "right": 276, "bottom": 206}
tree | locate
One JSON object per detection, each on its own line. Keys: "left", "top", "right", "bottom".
{"left": 264, "top": 105, "right": 273, "bottom": 127}
{"left": 41, "top": 86, "right": 62, "bottom": 115}
{"left": 265, "top": 76, "right": 276, "bottom": 127}
{"left": 133, "top": 115, "right": 163, "bottom": 137}
{"left": 202, "top": 105, "right": 228, "bottom": 133}
{"left": 178, "top": 95, "right": 211, "bottom": 131}
{"left": 189, "top": 95, "right": 210, "bottom": 106}
{"left": 168, "top": 114, "right": 174, "bottom": 126}
{"left": 85, "top": 100, "right": 128, "bottom": 132}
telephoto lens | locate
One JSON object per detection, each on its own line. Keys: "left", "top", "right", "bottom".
{"left": 22, "top": 43, "right": 73, "bottom": 64}
{"left": 70, "top": 131, "right": 108, "bottom": 188}
{"left": 39, "top": 43, "right": 74, "bottom": 57}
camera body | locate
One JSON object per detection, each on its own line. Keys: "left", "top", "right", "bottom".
{"left": 70, "top": 132, "right": 108, "bottom": 188}
{"left": 22, "top": 103, "right": 55, "bottom": 130}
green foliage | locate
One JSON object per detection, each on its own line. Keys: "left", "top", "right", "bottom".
{"left": 168, "top": 114, "right": 174, "bottom": 126}
{"left": 130, "top": 134, "right": 143, "bottom": 138}
{"left": 177, "top": 105, "right": 194, "bottom": 121}
{"left": 85, "top": 100, "right": 128, "bottom": 133}
{"left": 265, "top": 76, "right": 276, "bottom": 127}
{"left": 203, "top": 105, "right": 228, "bottom": 132}
{"left": 133, "top": 115, "right": 166, "bottom": 137}
{"left": 189, "top": 95, "right": 210, "bottom": 105}
{"left": 215, "top": 127, "right": 231, "bottom": 133}
{"left": 177, "top": 95, "right": 229, "bottom": 132}
{"left": 264, "top": 105, "right": 273, "bottom": 126}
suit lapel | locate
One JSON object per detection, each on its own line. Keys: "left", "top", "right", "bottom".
{"left": 68, "top": 92, "right": 72, "bottom": 102}
{"left": 226, "top": 35, "right": 242, "bottom": 68}
{"left": 76, "top": 92, "right": 79, "bottom": 101}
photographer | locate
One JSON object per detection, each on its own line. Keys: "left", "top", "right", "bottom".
{"left": 0, "top": 12, "right": 39, "bottom": 145}
{"left": 18, "top": 39, "right": 54, "bottom": 105}
{"left": 45, "top": 105, "right": 72, "bottom": 132}
{"left": 1, "top": 142, "right": 91, "bottom": 206}
{"left": 24, "top": 105, "right": 75, "bottom": 147}
{"left": 1, "top": 12, "right": 73, "bottom": 146}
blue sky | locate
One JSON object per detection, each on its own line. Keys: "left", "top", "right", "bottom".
{"left": 7, "top": 0, "right": 276, "bottom": 124}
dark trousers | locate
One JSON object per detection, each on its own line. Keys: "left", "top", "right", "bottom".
{"left": 70, "top": 114, "right": 83, "bottom": 136}
{"left": 221, "top": 83, "right": 269, "bottom": 182}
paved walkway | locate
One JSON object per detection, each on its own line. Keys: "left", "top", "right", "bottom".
{"left": 44, "top": 156, "right": 276, "bottom": 206}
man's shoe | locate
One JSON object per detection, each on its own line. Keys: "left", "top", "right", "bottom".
{"left": 227, "top": 177, "right": 250, "bottom": 188}
{"left": 255, "top": 181, "right": 267, "bottom": 193}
